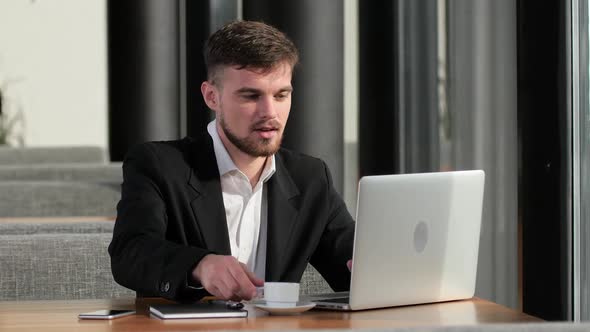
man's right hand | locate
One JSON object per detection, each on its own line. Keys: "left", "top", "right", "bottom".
{"left": 192, "top": 254, "right": 264, "bottom": 301}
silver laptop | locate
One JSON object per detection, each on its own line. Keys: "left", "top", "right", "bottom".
{"left": 307, "top": 170, "right": 485, "bottom": 311}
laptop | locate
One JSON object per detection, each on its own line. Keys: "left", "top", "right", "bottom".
{"left": 307, "top": 170, "right": 485, "bottom": 311}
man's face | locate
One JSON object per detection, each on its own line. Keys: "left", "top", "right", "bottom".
{"left": 203, "top": 62, "right": 293, "bottom": 157}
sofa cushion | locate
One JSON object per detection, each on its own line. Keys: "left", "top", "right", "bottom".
{"left": 0, "top": 181, "right": 120, "bottom": 217}
{"left": 0, "top": 221, "right": 115, "bottom": 235}
{"left": 0, "top": 163, "right": 122, "bottom": 182}
{"left": 0, "top": 146, "right": 107, "bottom": 165}
{"left": 301, "top": 264, "right": 333, "bottom": 295}
{"left": 0, "top": 226, "right": 134, "bottom": 300}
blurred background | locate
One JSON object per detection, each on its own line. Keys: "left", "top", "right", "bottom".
{"left": 0, "top": 0, "right": 589, "bottom": 322}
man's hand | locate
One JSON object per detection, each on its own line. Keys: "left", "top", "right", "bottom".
{"left": 347, "top": 259, "right": 352, "bottom": 272}
{"left": 192, "top": 254, "right": 264, "bottom": 301}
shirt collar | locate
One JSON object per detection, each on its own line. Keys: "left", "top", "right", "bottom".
{"left": 207, "top": 120, "right": 276, "bottom": 182}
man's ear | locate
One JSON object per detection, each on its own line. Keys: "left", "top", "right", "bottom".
{"left": 201, "top": 81, "right": 219, "bottom": 110}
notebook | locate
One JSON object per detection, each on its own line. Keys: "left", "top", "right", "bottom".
{"left": 149, "top": 302, "right": 247, "bottom": 319}
{"left": 309, "top": 170, "right": 485, "bottom": 310}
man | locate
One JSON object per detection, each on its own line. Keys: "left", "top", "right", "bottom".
{"left": 109, "top": 20, "right": 354, "bottom": 302}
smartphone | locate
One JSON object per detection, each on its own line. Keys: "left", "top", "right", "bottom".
{"left": 78, "top": 309, "right": 135, "bottom": 320}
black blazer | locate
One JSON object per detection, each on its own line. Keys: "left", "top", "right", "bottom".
{"left": 108, "top": 133, "right": 355, "bottom": 301}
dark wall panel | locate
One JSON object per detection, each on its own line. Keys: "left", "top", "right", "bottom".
{"left": 243, "top": 0, "right": 345, "bottom": 193}
{"left": 358, "top": 1, "right": 398, "bottom": 176}
{"left": 517, "top": 0, "right": 572, "bottom": 321}
{"left": 108, "top": 0, "right": 181, "bottom": 161}
{"left": 185, "top": 1, "right": 213, "bottom": 137}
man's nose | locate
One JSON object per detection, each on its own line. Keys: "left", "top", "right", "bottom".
{"left": 257, "top": 96, "right": 277, "bottom": 119}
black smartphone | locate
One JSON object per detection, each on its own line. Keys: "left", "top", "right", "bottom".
{"left": 78, "top": 309, "right": 135, "bottom": 320}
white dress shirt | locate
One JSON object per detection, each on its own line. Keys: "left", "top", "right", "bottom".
{"left": 207, "top": 120, "right": 275, "bottom": 280}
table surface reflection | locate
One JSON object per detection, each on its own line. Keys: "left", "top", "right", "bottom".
{"left": 0, "top": 297, "right": 541, "bottom": 332}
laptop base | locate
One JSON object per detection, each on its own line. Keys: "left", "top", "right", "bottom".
{"left": 303, "top": 291, "right": 351, "bottom": 311}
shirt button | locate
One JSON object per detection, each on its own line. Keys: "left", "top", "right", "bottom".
{"left": 160, "top": 281, "right": 170, "bottom": 293}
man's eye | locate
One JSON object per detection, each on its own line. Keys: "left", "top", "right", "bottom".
{"left": 243, "top": 94, "right": 259, "bottom": 100}
{"left": 275, "top": 94, "right": 289, "bottom": 100}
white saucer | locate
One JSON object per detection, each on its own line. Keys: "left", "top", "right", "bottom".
{"left": 254, "top": 301, "right": 316, "bottom": 315}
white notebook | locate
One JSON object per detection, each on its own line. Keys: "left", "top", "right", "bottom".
{"left": 149, "top": 303, "right": 247, "bottom": 319}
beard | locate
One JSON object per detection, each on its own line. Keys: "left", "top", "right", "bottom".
{"left": 219, "top": 114, "right": 283, "bottom": 157}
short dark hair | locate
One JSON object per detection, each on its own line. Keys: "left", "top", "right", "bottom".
{"left": 204, "top": 20, "right": 299, "bottom": 83}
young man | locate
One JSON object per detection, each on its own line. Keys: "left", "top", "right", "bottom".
{"left": 109, "top": 21, "right": 354, "bottom": 301}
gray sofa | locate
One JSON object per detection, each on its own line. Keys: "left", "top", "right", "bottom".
{"left": 0, "top": 220, "right": 332, "bottom": 301}
{"left": 0, "top": 148, "right": 121, "bottom": 218}
{"left": 0, "top": 146, "right": 124, "bottom": 299}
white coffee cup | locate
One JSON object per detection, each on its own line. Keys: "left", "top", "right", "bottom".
{"left": 264, "top": 282, "right": 300, "bottom": 307}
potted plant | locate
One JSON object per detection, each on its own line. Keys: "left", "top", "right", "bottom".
{"left": 0, "top": 80, "right": 25, "bottom": 146}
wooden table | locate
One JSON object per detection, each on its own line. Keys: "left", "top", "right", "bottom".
{"left": 0, "top": 297, "right": 540, "bottom": 331}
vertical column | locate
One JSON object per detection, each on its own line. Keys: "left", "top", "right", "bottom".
{"left": 184, "top": 0, "right": 213, "bottom": 137}
{"left": 358, "top": 1, "right": 398, "bottom": 176}
{"left": 243, "top": 0, "right": 345, "bottom": 193}
{"left": 518, "top": 0, "right": 572, "bottom": 320}
{"left": 108, "top": 0, "right": 181, "bottom": 161}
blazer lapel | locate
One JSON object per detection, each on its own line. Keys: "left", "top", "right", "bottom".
{"left": 266, "top": 153, "right": 300, "bottom": 281}
{"left": 186, "top": 134, "right": 231, "bottom": 255}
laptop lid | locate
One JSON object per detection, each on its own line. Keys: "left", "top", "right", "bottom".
{"left": 348, "top": 170, "right": 485, "bottom": 311}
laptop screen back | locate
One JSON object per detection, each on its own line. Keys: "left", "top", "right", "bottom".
{"left": 349, "top": 170, "right": 485, "bottom": 310}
